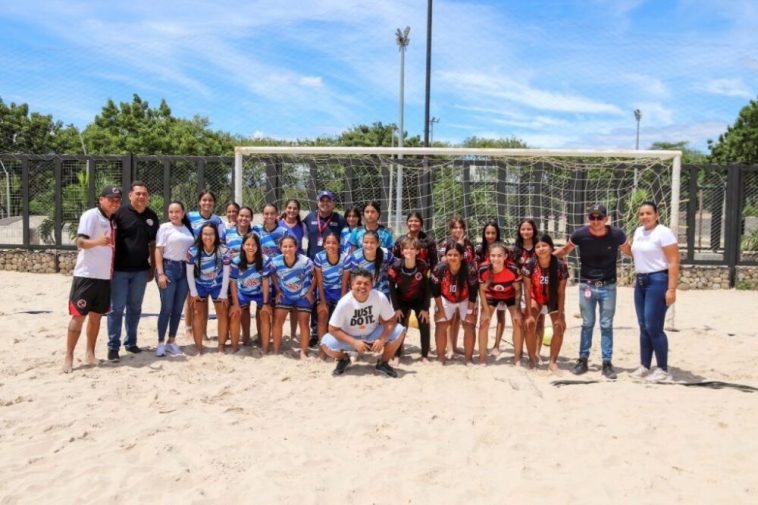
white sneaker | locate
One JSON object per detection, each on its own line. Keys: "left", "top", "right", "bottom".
{"left": 629, "top": 365, "right": 650, "bottom": 379}
{"left": 166, "top": 343, "right": 182, "bottom": 355}
{"left": 155, "top": 343, "right": 166, "bottom": 357}
{"left": 646, "top": 368, "right": 672, "bottom": 383}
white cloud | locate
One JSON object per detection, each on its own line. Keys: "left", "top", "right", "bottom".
{"left": 439, "top": 71, "right": 623, "bottom": 115}
{"left": 298, "top": 76, "right": 323, "bottom": 87}
{"left": 700, "top": 78, "right": 753, "bottom": 98}
{"left": 622, "top": 74, "right": 670, "bottom": 98}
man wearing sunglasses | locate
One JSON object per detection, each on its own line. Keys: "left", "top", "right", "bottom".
{"left": 555, "top": 204, "right": 628, "bottom": 379}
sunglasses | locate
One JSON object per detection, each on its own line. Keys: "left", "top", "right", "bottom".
{"left": 588, "top": 214, "right": 605, "bottom": 221}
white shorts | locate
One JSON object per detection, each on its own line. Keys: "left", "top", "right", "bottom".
{"left": 437, "top": 298, "right": 476, "bottom": 322}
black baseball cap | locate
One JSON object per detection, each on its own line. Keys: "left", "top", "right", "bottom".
{"left": 100, "top": 186, "right": 123, "bottom": 198}
{"left": 587, "top": 204, "right": 607, "bottom": 217}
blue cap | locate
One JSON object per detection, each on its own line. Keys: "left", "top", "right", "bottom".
{"left": 318, "top": 190, "right": 335, "bottom": 201}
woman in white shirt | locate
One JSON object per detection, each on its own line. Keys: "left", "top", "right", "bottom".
{"left": 621, "top": 201, "right": 680, "bottom": 382}
{"left": 154, "top": 201, "right": 196, "bottom": 357}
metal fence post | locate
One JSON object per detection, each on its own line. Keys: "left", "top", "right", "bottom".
{"left": 54, "top": 157, "right": 62, "bottom": 246}
{"left": 21, "top": 157, "right": 30, "bottom": 247}
{"left": 724, "top": 166, "right": 743, "bottom": 286}
{"left": 685, "top": 165, "right": 698, "bottom": 262}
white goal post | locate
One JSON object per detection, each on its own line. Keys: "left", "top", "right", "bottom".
{"left": 234, "top": 146, "right": 682, "bottom": 239}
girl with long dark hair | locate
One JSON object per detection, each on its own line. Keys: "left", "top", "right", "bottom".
{"left": 230, "top": 232, "right": 272, "bottom": 354}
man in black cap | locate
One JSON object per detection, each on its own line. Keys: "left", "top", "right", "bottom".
{"left": 304, "top": 190, "right": 346, "bottom": 347}
{"left": 555, "top": 204, "right": 628, "bottom": 379}
{"left": 62, "top": 186, "right": 122, "bottom": 373}
{"left": 106, "top": 181, "right": 159, "bottom": 361}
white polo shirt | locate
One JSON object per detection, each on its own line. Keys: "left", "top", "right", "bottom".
{"left": 631, "top": 224, "right": 677, "bottom": 274}
{"left": 73, "top": 207, "right": 115, "bottom": 280}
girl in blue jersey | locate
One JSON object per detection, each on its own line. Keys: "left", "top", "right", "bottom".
{"left": 230, "top": 232, "right": 272, "bottom": 354}
{"left": 271, "top": 235, "right": 315, "bottom": 358}
{"left": 348, "top": 201, "right": 394, "bottom": 252}
{"left": 187, "top": 191, "right": 226, "bottom": 240}
{"left": 342, "top": 230, "right": 394, "bottom": 298}
{"left": 254, "top": 203, "right": 291, "bottom": 259}
{"left": 279, "top": 199, "right": 307, "bottom": 253}
{"left": 186, "top": 223, "right": 231, "bottom": 355}
{"left": 224, "top": 201, "right": 240, "bottom": 230}
{"left": 185, "top": 191, "right": 226, "bottom": 339}
{"left": 340, "top": 206, "right": 361, "bottom": 255}
{"left": 225, "top": 206, "right": 254, "bottom": 257}
{"left": 314, "top": 232, "right": 348, "bottom": 340}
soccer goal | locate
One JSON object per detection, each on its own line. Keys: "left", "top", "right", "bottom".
{"left": 233, "top": 146, "right": 682, "bottom": 246}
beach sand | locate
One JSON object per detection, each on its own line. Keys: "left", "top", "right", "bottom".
{"left": 0, "top": 271, "right": 756, "bottom": 504}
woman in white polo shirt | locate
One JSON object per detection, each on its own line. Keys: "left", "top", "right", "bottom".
{"left": 621, "top": 201, "right": 680, "bottom": 383}
{"left": 154, "top": 201, "right": 195, "bottom": 357}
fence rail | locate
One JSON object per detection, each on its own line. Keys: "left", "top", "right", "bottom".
{"left": 1, "top": 154, "right": 756, "bottom": 281}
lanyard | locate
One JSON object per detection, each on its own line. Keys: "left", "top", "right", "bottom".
{"left": 316, "top": 213, "right": 333, "bottom": 234}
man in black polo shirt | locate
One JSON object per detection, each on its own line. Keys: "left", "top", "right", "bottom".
{"left": 555, "top": 204, "right": 628, "bottom": 379}
{"left": 304, "top": 190, "right": 346, "bottom": 347}
{"left": 107, "top": 181, "right": 159, "bottom": 361}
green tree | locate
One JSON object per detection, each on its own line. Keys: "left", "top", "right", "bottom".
{"left": 82, "top": 94, "right": 237, "bottom": 155}
{"left": 462, "top": 136, "right": 529, "bottom": 148}
{"left": 708, "top": 98, "right": 758, "bottom": 164}
{"left": 0, "top": 98, "right": 80, "bottom": 154}
{"left": 337, "top": 122, "right": 421, "bottom": 147}
{"left": 649, "top": 141, "right": 707, "bottom": 164}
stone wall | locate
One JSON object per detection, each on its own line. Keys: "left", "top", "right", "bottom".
{"left": 736, "top": 266, "right": 758, "bottom": 290}
{"left": 0, "top": 249, "right": 77, "bottom": 275}
{"left": 1, "top": 248, "right": 757, "bottom": 290}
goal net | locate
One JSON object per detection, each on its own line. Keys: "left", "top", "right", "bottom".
{"left": 233, "top": 147, "right": 682, "bottom": 252}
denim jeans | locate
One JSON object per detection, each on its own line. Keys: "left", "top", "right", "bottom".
{"left": 633, "top": 271, "right": 669, "bottom": 371}
{"left": 108, "top": 269, "right": 149, "bottom": 350}
{"left": 578, "top": 282, "right": 617, "bottom": 361}
{"left": 157, "top": 260, "right": 190, "bottom": 343}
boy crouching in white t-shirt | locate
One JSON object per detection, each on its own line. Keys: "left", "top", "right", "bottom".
{"left": 320, "top": 268, "right": 406, "bottom": 377}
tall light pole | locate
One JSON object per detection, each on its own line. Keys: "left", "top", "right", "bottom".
{"left": 429, "top": 116, "right": 439, "bottom": 144}
{"left": 395, "top": 26, "right": 410, "bottom": 233}
{"left": 634, "top": 109, "right": 642, "bottom": 188}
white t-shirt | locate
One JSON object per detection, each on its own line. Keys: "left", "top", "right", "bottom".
{"left": 329, "top": 289, "right": 395, "bottom": 338}
{"left": 73, "top": 207, "right": 115, "bottom": 280}
{"left": 156, "top": 222, "right": 195, "bottom": 261}
{"left": 631, "top": 224, "right": 677, "bottom": 273}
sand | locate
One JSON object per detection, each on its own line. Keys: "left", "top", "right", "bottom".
{"left": 0, "top": 270, "right": 756, "bottom": 504}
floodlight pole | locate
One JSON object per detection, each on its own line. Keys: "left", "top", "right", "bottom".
{"left": 634, "top": 109, "right": 642, "bottom": 189}
{"left": 395, "top": 26, "right": 410, "bottom": 233}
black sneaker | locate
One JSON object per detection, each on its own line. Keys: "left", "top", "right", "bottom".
{"left": 308, "top": 336, "right": 319, "bottom": 349}
{"left": 107, "top": 349, "right": 120, "bottom": 362}
{"left": 602, "top": 361, "right": 618, "bottom": 380}
{"left": 125, "top": 345, "right": 142, "bottom": 354}
{"left": 571, "top": 358, "right": 588, "bottom": 375}
{"left": 375, "top": 360, "right": 398, "bottom": 378}
{"left": 332, "top": 356, "right": 351, "bottom": 376}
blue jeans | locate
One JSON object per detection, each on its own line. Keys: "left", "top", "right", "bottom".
{"left": 634, "top": 271, "right": 669, "bottom": 371}
{"left": 157, "top": 260, "right": 190, "bottom": 343}
{"left": 578, "top": 282, "right": 617, "bottom": 361}
{"left": 108, "top": 269, "right": 149, "bottom": 350}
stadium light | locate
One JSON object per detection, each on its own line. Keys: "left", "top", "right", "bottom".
{"left": 395, "top": 26, "right": 410, "bottom": 232}
{"left": 429, "top": 116, "right": 439, "bottom": 144}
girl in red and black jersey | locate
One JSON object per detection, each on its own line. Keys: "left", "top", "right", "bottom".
{"left": 430, "top": 241, "right": 479, "bottom": 365}
{"left": 437, "top": 217, "right": 477, "bottom": 358}
{"left": 388, "top": 236, "right": 431, "bottom": 360}
{"left": 522, "top": 234, "right": 568, "bottom": 373}
{"left": 478, "top": 242, "right": 523, "bottom": 366}
{"left": 475, "top": 220, "right": 508, "bottom": 357}
{"left": 393, "top": 211, "right": 438, "bottom": 270}
{"left": 513, "top": 218, "right": 541, "bottom": 358}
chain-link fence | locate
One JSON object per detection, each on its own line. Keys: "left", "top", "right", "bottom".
{"left": 1, "top": 154, "right": 756, "bottom": 282}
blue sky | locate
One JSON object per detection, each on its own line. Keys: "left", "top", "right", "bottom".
{"left": 1, "top": 0, "right": 756, "bottom": 151}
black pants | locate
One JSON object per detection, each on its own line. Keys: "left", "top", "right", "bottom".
{"left": 396, "top": 300, "right": 431, "bottom": 358}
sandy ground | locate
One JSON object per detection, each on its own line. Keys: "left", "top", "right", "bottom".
{"left": 0, "top": 271, "right": 757, "bottom": 504}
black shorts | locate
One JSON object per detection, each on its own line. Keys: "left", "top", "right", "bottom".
{"left": 486, "top": 297, "right": 515, "bottom": 309}
{"left": 69, "top": 277, "right": 111, "bottom": 316}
